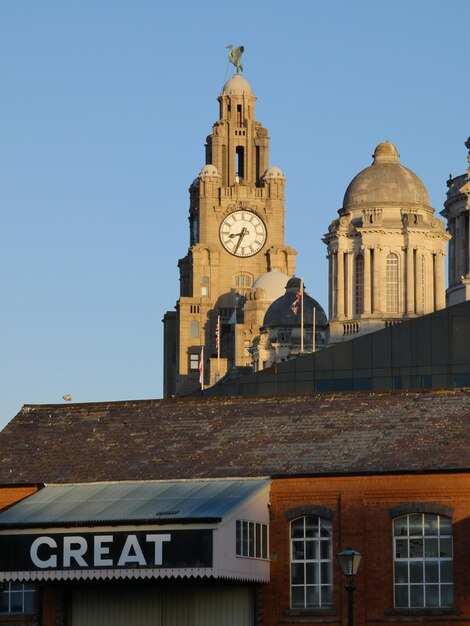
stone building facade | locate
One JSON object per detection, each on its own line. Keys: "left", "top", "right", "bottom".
{"left": 324, "top": 141, "right": 449, "bottom": 344}
{"left": 163, "top": 73, "right": 296, "bottom": 397}
{"left": 441, "top": 137, "right": 470, "bottom": 306}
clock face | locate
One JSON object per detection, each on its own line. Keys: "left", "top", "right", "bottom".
{"left": 219, "top": 210, "right": 267, "bottom": 257}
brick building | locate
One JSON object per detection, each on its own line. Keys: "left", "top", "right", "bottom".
{"left": 0, "top": 391, "right": 469, "bottom": 625}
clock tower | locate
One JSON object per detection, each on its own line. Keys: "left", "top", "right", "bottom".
{"left": 163, "top": 72, "right": 296, "bottom": 397}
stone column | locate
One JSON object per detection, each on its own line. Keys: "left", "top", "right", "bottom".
{"left": 346, "top": 251, "right": 353, "bottom": 318}
{"left": 458, "top": 214, "right": 466, "bottom": 280}
{"left": 406, "top": 245, "right": 415, "bottom": 314}
{"left": 448, "top": 218, "right": 455, "bottom": 285}
{"left": 415, "top": 251, "right": 424, "bottom": 314}
{"left": 328, "top": 252, "right": 334, "bottom": 318}
{"left": 363, "top": 247, "right": 371, "bottom": 314}
{"left": 435, "top": 252, "right": 446, "bottom": 310}
{"left": 337, "top": 249, "right": 344, "bottom": 318}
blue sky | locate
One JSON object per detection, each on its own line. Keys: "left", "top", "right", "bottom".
{"left": 1, "top": 0, "right": 469, "bottom": 427}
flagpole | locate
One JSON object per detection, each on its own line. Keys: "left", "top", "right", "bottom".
{"left": 233, "top": 309, "right": 237, "bottom": 367}
{"left": 199, "top": 346, "right": 204, "bottom": 391}
{"left": 300, "top": 279, "right": 304, "bottom": 354}
{"left": 313, "top": 307, "right": 316, "bottom": 353}
{"left": 217, "top": 314, "right": 220, "bottom": 380}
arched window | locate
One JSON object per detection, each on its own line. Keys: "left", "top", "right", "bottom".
{"left": 355, "top": 254, "right": 364, "bottom": 315}
{"left": 386, "top": 253, "right": 399, "bottom": 313}
{"left": 290, "top": 516, "right": 333, "bottom": 609}
{"left": 393, "top": 513, "right": 453, "bottom": 608}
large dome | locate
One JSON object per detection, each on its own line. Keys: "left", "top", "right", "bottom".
{"left": 342, "top": 142, "right": 431, "bottom": 209}
{"left": 263, "top": 278, "right": 327, "bottom": 328}
{"left": 221, "top": 74, "right": 254, "bottom": 96}
{"left": 252, "top": 270, "right": 291, "bottom": 301}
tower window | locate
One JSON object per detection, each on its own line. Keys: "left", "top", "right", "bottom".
{"left": 190, "top": 320, "right": 200, "bottom": 339}
{"left": 237, "top": 104, "right": 242, "bottom": 125}
{"left": 386, "top": 253, "right": 399, "bottom": 313}
{"left": 236, "top": 146, "right": 245, "bottom": 180}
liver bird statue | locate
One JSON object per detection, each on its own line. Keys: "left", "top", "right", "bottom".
{"left": 226, "top": 45, "right": 244, "bottom": 73}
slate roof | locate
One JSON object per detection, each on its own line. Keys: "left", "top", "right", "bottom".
{"left": 0, "top": 390, "right": 470, "bottom": 484}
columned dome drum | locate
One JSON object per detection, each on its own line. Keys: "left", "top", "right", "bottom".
{"left": 323, "top": 142, "right": 450, "bottom": 344}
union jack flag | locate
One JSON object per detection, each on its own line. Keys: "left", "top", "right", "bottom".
{"left": 215, "top": 319, "right": 219, "bottom": 349}
{"left": 291, "top": 290, "right": 301, "bottom": 315}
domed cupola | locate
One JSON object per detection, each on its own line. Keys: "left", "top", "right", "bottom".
{"left": 342, "top": 141, "right": 431, "bottom": 210}
{"left": 221, "top": 74, "right": 254, "bottom": 96}
{"left": 263, "top": 277, "right": 327, "bottom": 328}
{"left": 323, "top": 141, "right": 449, "bottom": 346}
{"left": 250, "top": 277, "right": 328, "bottom": 371}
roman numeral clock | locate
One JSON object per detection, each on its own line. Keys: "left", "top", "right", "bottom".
{"left": 219, "top": 210, "right": 267, "bottom": 257}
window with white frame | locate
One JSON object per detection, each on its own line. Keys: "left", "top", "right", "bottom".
{"left": 236, "top": 520, "right": 268, "bottom": 559}
{"left": 394, "top": 513, "right": 453, "bottom": 608}
{"left": 290, "top": 516, "right": 333, "bottom": 609}
{"left": 0, "top": 582, "right": 36, "bottom": 614}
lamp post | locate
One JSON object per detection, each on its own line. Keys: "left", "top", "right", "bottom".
{"left": 336, "top": 547, "right": 362, "bottom": 626}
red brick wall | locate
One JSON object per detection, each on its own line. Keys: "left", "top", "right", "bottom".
{"left": 262, "top": 473, "right": 470, "bottom": 626}
{"left": 0, "top": 487, "right": 37, "bottom": 512}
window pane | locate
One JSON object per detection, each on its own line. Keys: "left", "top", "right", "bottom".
{"left": 249, "top": 523, "right": 255, "bottom": 557}
{"left": 410, "top": 561, "right": 423, "bottom": 583}
{"left": 262, "top": 524, "right": 268, "bottom": 559}
{"left": 320, "top": 539, "right": 332, "bottom": 560}
{"left": 10, "top": 592, "right": 23, "bottom": 613}
{"left": 395, "top": 561, "right": 408, "bottom": 584}
{"left": 394, "top": 517, "right": 407, "bottom": 537}
{"left": 321, "top": 585, "right": 333, "bottom": 607}
{"left": 292, "top": 563, "right": 304, "bottom": 584}
{"left": 425, "top": 538, "right": 438, "bottom": 558}
{"left": 236, "top": 520, "right": 241, "bottom": 555}
{"left": 305, "top": 517, "right": 319, "bottom": 538}
{"left": 320, "top": 519, "right": 332, "bottom": 537}
{"left": 23, "top": 593, "right": 35, "bottom": 613}
{"left": 441, "top": 560, "right": 453, "bottom": 583}
{"left": 410, "top": 585, "right": 424, "bottom": 607}
{"left": 291, "top": 587, "right": 304, "bottom": 608}
{"left": 441, "top": 584, "right": 454, "bottom": 607}
{"left": 321, "top": 561, "right": 332, "bottom": 584}
{"left": 291, "top": 519, "right": 304, "bottom": 538}
{"left": 424, "top": 514, "right": 439, "bottom": 536}
{"left": 439, "top": 517, "right": 452, "bottom": 534}
{"left": 408, "top": 514, "right": 422, "bottom": 536}
{"left": 395, "top": 539, "right": 408, "bottom": 558}
{"left": 0, "top": 593, "right": 9, "bottom": 612}
{"left": 425, "top": 584, "right": 440, "bottom": 608}
{"left": 395, "top": 585, "right": 408, "bottom": 607}
{"left": 305, "top": 563, "right": 318, "bottom": 584}
{"left": 292, "top": 541, "right": 304, "bottom": 560}
{"left": 409, "top": 538, "right": 423, "bottom": 558}
{"left": 306, "top": 586, "right": 319, "bottom": 608}
{"left": 440, "top": 538, "right": 452, "bottom": 558}
{"left": 305, "top": 540, "right": 318, "bottom": 560}
{"left": 425, "top": 561, "right": 439, "bottom": 583}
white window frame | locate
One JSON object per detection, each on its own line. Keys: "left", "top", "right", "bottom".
{"left": 0, "top": 582, "right": 36, "bottom": 614}
{"left": 236, "top": 519, "right": 268, "bottom": 560}
{"left": 393, "top": 513, "right": 453, "bottom": 608}
{"left": 290, "top": 516, "right": 333, "bottom": 609}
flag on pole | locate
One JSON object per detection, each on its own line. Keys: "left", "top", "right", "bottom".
{"left": 215, "top": 318, "right": 220, "bottom": 349}
{"left": 199, "top": 346, "right": 204, "bottom": 388}
{"left": 291, "top": 289, "right": 301, "bottom": 315}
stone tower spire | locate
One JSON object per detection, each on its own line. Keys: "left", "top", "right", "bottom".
{"left": 163, "top": 72, "right": 297, "bottom": 398}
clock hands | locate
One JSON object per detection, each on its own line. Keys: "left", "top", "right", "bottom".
{"left": 232, "top": 227, "right": 249, "bottom": 254}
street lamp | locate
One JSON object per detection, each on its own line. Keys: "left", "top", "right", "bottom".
{"left": 336, "top": 547, "right": 362, "bottom": 626}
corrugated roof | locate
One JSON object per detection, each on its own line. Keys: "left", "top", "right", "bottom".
{"left": 0, "top": 479, "right": 269, "bottom": 528}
